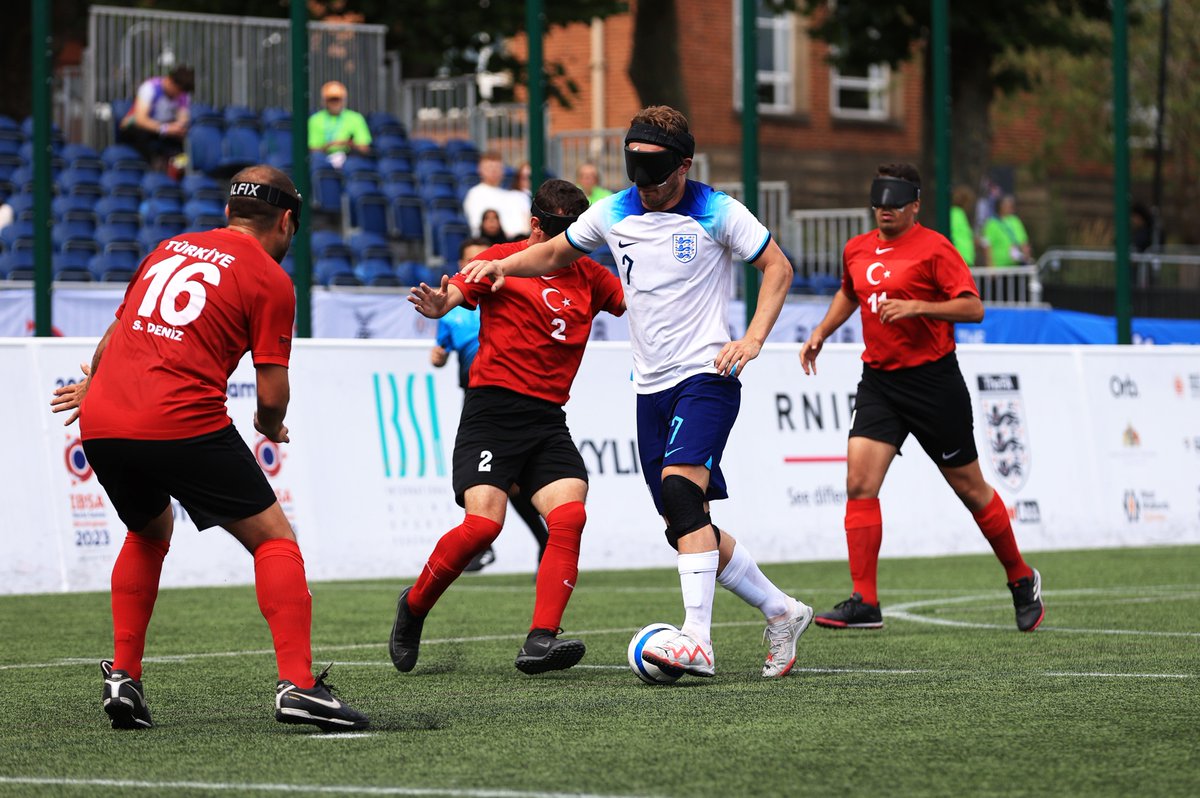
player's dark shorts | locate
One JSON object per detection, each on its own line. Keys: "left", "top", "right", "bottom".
{"left": 82, "top": 424, "right": 278, "bottom": 532}
{"left": 451, "top": 386, "right": 587, "bottom": 507}
{"left": 636, "top": 373, "right": 740, "bottom": 514}
{"left": 850, "top": 351, "right": 978, "bottom": 468}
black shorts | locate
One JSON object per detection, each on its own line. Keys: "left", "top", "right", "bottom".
{"left": 451, "top": 386, "right": 587, "bottom": 507}
{"left": 849, "top": 352, "right": 979, "bottom": 468}
{"left": 83, "top": 424, "right": 278, "bottom": 532}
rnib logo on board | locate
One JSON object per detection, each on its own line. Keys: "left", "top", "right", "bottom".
{"left": 372, "top": 372, "right": 447, "bottom": 478}
{"left": 672, "top": 233, "right": 697, "bottom": 263}
{"left": 977, "top": 374, "right": 1030, "bottom": 492}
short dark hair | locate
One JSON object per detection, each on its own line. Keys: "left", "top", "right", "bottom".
{"left": 227, "top": 165, "right": 300, "bottom": 232}
{"left": 533, "top": 178, "right": 589, "bottom": 217}
{"left": 459, "top": 237, "right": 491, "bottom": 260}
{"left": 169, "top": 66, "right": 195, "bottom": 94}
{"left": 877, "top": 163, "right": 921, "bottom": 188}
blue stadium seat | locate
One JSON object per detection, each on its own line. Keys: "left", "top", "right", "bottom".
{"left": 260, "top": 123, "right": 292, "bottom": 163}
{"left": 810, "top": 274, "right": 842, "bottom": 295}
{"left": 279, "top": 253, "right": 294, "bottom": 276}
{"left": 419, "top": 173, "right": 458, "bottom": 204}
{"left": 99, "top": 242, "right": 143, "bottom": 273}
{"left": 142, "top": 197, "right": 183, "bottom": 220}
{"left": 260, "top": 107, "right": 291, "bottom": 127}
{"left": 52, "top": 210, "right": 98, "bottom": 250}
{"left": 0, "top": 128, "right": 21, "bottom": 158}
{"left": 355, "top": 258, "right": 401, "bottom": 287}
{"left": 314, "top": 256, "right": 359, "bottom": 286}
{"left": 53, "top": 194, "right": 97, "bottom": 217}
{"left": 342, "top": 154, "right": 378, "bottom": 177}
{"left": 182, "top": 173, "right": 220, "bottom": 195}
{"left": 220, "top": 126, "right": 260, "bottom": 172}
{"left": 374, "top": 136, "right": 411, "bottom": 161}
{"left": 348, "top": 231, "right": 390, "bottom": 261}
{"left": 435, "top": 220, "right": 470, "bottom": 263}
{"left": 365, "top": 112, "right": 406, "bottom": 139}
{"left": 182, "top": 198, "right": 224, "bottom": 219}
{"left": 0, "top": 219, "right": 34, "bottom": 251}
{"left": 100, "top": 170, "right": 142, "bottom": 193}
{"left": 62, "top": 143, "right": 100, "bottom": 162}
{"left": 411, "top": 263, "right": 442, "bottom": 286}
{"left": 109, "top": 99, "right": 133, "bottom": 140}
{"left": 98, "top": 212, "right": 141, "bottom": 243}
{"left": 387, "top": 194, "right": 424, "bottom": 243}
{"left": 95, "top": 194, "right": 141, "bottom": 217}
{"left": 53, "top": 247, "right": 96, "bottom": 281}
{"left": 224, "top": 106, "right": 260, "bottom": 129}
{"left": 344, "top": 180, "right": 388, "bottom": 236}
{"left": 141, "top": 171, "right": 178, "bottom": 194}
{"left": 264, "top": 152, "right": 292, "bottom": 171}
{"left": 309, "top": 167, "right": 343, "bottom": 213}
{"left": 6, "top": 194, "right": 36, "bottom": 221}
{"left": 394, "top": 261, "right": 419, "bottom": 285}
{"left": 0, "top": 249, "right": 35, "bottom": 281}
{"left": 56, "top": 168, "right": 101, "bottom": 197}
{"left": 190, "top": 213, "right": 226, "bottom": 230}
{"left": 188, "top": 103, "right": 222, "bottom": 126}
{"left": 87, "top": 251, "right": 136, "bottom": 283}
{"left": 382, "top": 171, "right": 418, "bottom": 197}
{"left": 99, "top": 144, "right": 145, "bottom": 172}
{"left": 187, "top": 121, "right": 225, "bottom": 175}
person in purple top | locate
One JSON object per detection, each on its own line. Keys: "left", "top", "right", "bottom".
{"left": 119, "top": 65, "right": 195, "bottom": 172}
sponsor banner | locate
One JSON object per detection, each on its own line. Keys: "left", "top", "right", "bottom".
{"left": 4, "top": 339, "right": 1200, "bottom": 595}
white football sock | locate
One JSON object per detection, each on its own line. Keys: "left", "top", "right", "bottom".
{"left": 716, "top": 541, "right": 790, "bottom": 621}
{"left": 676, "top": 550, "right": 719, "bottom": 644}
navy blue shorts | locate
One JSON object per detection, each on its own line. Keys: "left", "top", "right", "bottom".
{"left": 636, "top": 373, "right": 741, "bottom": 514}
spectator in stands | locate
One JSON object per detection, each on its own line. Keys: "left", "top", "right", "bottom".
{"left": 308, "top": 81, "right": 372, "bottom": 168}
{"left": 431, "top": 236, "right": 551, "bottom": 573}
{"left": 462, "top": 150, "right": 530, "bottom": 241}
{"left": 982, "top": 194, "right": 1032, "bottom": 268}
{"left": 949, "top": 184, "right": 977, "bottom": 267}
{"left": 49, "top": 164, "right": 369, "bottom": 733}
{"left": 118, "top": 65, "right": 194, "bottom": 173}
{"left": 798, "top": 162, "right": 1043, "bottom": 634}
{"left": 0, "top": 201, "right": 12, "bottom": 233}
{"left": 1131, "top": 202, "right": 1155, "bottom": 253}
{"left": 512, "top": 162, "right": 534, "bottom": 197}
{"left": 575, "top": 162, "right": 612, "bottom": 206}
{"left": 479, "top": 209, "right": 510, "bottom": 245}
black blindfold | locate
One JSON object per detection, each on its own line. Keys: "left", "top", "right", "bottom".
{"left": 532, "top": 201, "right": 579, "bottom": 238}
{"left": 870, "top": 177, "right": 920, "bottom": 209}
{"left": 624, "top": 122, "right": 695, "bottom": 187}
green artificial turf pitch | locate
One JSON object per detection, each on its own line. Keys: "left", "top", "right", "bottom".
{"left": 0, "top": 545, "right": 1197, "bottom": 797}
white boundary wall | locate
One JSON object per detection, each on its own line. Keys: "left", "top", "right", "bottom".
{"left": 3, "top": 339, "right": 1199, "bottom": 595}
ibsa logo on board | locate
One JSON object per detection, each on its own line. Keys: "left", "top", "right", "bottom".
{"left": 64, "top": 437, "right": 93, "bottom": 483}
{"left": 254, "top": 436, "right": 284, "bottom": 477}
{"left": 977, "top": 374, "right": 1030, "bottom": 492}
{"left": 372, "top": 372, "right": 447, "bottom": 478}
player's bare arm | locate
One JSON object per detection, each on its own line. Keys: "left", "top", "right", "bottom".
{"left": 254, "top": 364, "right": 291, "bottom": 444}
{"left": 877, "top": 293, "right": 983, "bottom": 325}
{"left": 430, "top": 345, "right": 450, "bottom": 367}
{"left": 408, "top": 274, "right": 465, "bottom": 319}
{"left": 461, "top": 233, "right": 578, "bottom": 291}
{"left": 50, "top": 319, "right": 116, "bottom": 425}
{"left": 800, "top": 289, "right": 858, "bottom": 375}
{"left": 715, "top": 239, "right": 792, "bottom": 377}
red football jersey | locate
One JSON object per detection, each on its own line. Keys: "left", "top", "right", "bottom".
{"left": 81, "top": 227, "right": 295, "bottom": 440}
{"left": 842, "top": 222, "right": 978, "bottom": 370}
{"left": 450, "top": 240, "right": 624, "bottom": 405}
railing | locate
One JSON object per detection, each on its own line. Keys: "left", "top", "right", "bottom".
{"left": 970, "top": 266, "right": 1043, "bottom": 306}
{"left": 783, "top": 207, "right": 872, "bottom": 277}
{"left": 1035, "top": 248, "right": 1200, "bottom": 319}
{"left": 83, "top": 5, "right": 387, "bottom": 147}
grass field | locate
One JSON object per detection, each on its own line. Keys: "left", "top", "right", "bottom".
{"left": 1, "top": 545, "right": 1197, "bottom": 798}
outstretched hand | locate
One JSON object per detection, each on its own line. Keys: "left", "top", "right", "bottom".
{"left": 49, "top": 362, "right": 91, "bottom": 426}
{"left": 460, "top": 258, "right": 505, "bottom": 291}
{"left": 408, "top": 274, "right": 454, "bottom": 319}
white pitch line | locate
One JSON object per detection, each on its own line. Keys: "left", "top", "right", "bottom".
{"left": 308, "top": 732, "right": 378, "bottom": 739}
{"left": 0, "top": 777, "right": 653, "bottom": 798}
{"left": 1045, "top": 671, "right": 1194, "bottom": 679}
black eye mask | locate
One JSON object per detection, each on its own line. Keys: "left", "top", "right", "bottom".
{"left": 624, "top": 122, "right": 695, "bottom": 186}
{"left": 870, "top": 177, "right": 920, "bottom": 209}
{"left": 532, "top": 201, "right": 579, "bottom": 238}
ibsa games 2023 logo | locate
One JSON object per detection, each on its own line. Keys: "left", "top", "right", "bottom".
{"left": 64, "top": 437, "right": 93, "bottom": 483}
{"left": 977, "top": 373, "right": 1031, "bottom": 492}
{"left": 372, "top": 372, "right": 447, "bottom": 478}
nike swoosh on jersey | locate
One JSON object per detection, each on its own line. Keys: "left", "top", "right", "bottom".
{"left": 618, "top": 240, "right": 635, "bottom": 248}
{"left": 875, "top": 246, "right": 894, "bottom": 254}
{"left": 664, "top": 446, "right": 684, "bottom": 458}
{"left": 941, "top": 449, "right": 961, "bottom": 460}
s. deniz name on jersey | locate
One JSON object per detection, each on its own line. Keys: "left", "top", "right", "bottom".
{"left": 132, "top": 319, "right": 185, "bottom": 341}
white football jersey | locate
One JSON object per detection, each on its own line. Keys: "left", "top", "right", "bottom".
{"left": 566, "top": 181, "right": 771, "bottom": 393}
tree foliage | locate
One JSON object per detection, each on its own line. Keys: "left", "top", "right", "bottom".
{"left": 797, "top": 0, "right": 1115, "bottom": 193}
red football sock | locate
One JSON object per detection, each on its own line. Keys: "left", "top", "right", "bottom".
{"left": 531, "top": 502, "right": 585, "bottom": 632}
{"left": 408, "top": 514, "right": 502, "bottom": 616}
{"left": 845, "top": 498, "right": 883, "bottom": 606}
{"left": 253, "top": 538, "right": 314, "bottom": 689}
{"left": 974, "top": 491, "right": 1033, "bottom": 583}
{"left": 110, "top": 532, "right": 169, "bottom": 680}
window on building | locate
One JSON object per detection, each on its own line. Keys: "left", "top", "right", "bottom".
{"left": 733, "top": 1, "right": 796, "bottom": 115}
{"left": 830, "top": 60, "right": 892, "bottom": 121}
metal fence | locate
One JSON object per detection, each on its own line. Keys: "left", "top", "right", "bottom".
{"left": 971, "top": 266, "right": 1043, "bottom": 306}
{"left": 83, "top": 5, "right": 387, "bottom": 147}
{"left": 783, "top": 208, "right": 873, "bottom": 277}
{"left": 1036, "top": 248, "right": 1200, "bottom": 318}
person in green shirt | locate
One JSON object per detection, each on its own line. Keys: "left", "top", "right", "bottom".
{"left": 949, "top": 184, "right": 977, "bottom": 267}
{"left": 982, "top": 194, "right": 1032, "bottom": 268}
{"left": 575, "top": 162, "right": 613, "bottom": 206}
{"left": 308, "top": 81, "right": 372, "bottom": 164}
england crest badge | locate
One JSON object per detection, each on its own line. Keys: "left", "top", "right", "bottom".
{"left": 672, "top": 233, "right": 697, "bottom": 263}
{"left": 977, "top": 373, "right": 1031, "bottom": 492}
